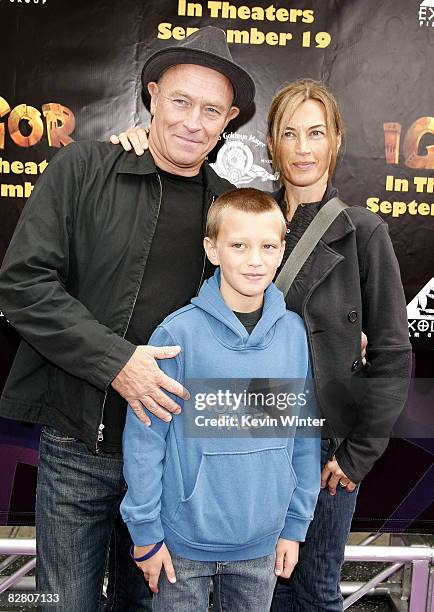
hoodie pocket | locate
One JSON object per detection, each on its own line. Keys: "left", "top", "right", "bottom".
{"left": 173, "top": 447, "right": 297, "bottom": 547}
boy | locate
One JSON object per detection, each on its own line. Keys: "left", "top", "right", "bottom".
{"left": 120, "top": 188, "right": 320, "bottom": 611}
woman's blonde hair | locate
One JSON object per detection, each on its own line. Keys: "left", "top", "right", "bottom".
{"left": 267, "top": 79, "right": 344, "bottom": 178}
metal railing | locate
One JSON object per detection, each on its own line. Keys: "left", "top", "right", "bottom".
{"left": 1, "top": 538, "right": 433, "bottom": 610}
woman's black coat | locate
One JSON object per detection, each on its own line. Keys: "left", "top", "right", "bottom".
{"left": 273, "top": 186, "right": 412, "bottom": 483}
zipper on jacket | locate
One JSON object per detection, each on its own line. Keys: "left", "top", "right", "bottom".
{"left": 97, "top": 423, "right": 105, "bottom": 443}
{"left": 196, "top": 255, "right": 207, "bottom": 297}
{"left": 196, "top": 194, "right": 216, "bottom": 296}
{"left": 95, "top": 174, "right": 163, "bottom": 453}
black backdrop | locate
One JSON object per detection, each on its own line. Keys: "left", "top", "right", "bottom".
{"left": 0, "top": 0, "right": 433, "bottom": 531}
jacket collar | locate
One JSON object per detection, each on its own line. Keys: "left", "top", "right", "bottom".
{"left": 319, "top": 184, "right": 355, "bottom": 243}
{"left": 202, "top": 162, "right": 233, "bottom": 196}
{"left": 271, "top": 183, "right": 355, "bottom": 245}
{"left": 117, "top": 150, "right": 232, "bottom": 196}
{"left": 117, "top": 150, "right": 158, "bottom": 175}
{"left": 321, "top": 208, "right": 355, "bottom": 244}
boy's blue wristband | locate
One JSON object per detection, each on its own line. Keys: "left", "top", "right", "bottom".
{"left": 130, "top": 541, "right": 164, "bottom": 562}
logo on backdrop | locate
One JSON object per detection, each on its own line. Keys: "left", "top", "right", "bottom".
{"left": 211, "top": 134, "right": 277, "bottom": 186}
{"left": 407, "top": 278, "right": 434, "bottom": 340}
{"left": 419, "top": 0, "right": 434, "bottom": 27}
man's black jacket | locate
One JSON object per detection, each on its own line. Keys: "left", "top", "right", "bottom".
{"left": 0, "top": 142, "right": 233, "bottom": 453}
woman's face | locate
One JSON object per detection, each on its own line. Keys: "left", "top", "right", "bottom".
{"left": 276, "top": 99, "right": 339, "bottom": 189}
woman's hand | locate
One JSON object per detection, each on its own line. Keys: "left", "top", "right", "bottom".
{"left": 321, "top": 456, "right": 357, "bottom": 495}
{"left": 133, "top": 543, "right": 176, "bottom": 594}
{"left": 110, "top": 126, "right": 149, "bottom": 156}
{"left": 275, "top": 538, "right": 299, "bottom": 578}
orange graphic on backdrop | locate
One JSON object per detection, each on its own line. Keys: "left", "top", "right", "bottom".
{"left": 384, "top": 117, "right": 434, "bottom": 170}
{"left": 0, "top": 97, "right": 75, "bottom": 148}
{"left": 403, "top": 117, "right": 434, "bottom": 170}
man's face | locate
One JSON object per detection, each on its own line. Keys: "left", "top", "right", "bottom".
{"left": 204, "top": 209, "right": 285, "bottom": 311}
{"left": 147, "top": 64, "right": 240, "bottom": 176}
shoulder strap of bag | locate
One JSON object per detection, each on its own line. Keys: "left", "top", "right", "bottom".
{"left": 275, "top": 197, "right": 348, "bottom": 296}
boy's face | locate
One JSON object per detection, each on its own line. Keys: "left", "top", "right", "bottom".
{"left": 204, "top": 208, "right": 285, "bottom": 311}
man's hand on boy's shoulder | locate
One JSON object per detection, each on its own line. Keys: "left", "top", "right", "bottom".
{"left": 133, "top": 543, "right": 176, "bottom": 594}
{"left": 111, "top": 344, "right": 188, "bottom": 426}
{"left": 275, "top": 539, "right": 299, "bottom": 578}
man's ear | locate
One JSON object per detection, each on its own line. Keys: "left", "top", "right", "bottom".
{"left": 223, "top": 106, "right": 240, "bottom": 129}
{"left": 147, "top": 82, "right": 159, "bottom": 116}
{"left": 203, "top": 237, "right": 220, "bottom": 266}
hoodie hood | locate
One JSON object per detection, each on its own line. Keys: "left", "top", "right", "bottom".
{"left": 191, "top": 268, "right": 287, "bottom": 350}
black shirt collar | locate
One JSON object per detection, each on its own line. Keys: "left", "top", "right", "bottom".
{"left": 272, "top": 182, "right": 338, "bottom": 215}
{"left": 117, "top": 150, "right": 232, "bottom": 196}
{"left": 271, "top": 183, "right": 354, "bottom": 244}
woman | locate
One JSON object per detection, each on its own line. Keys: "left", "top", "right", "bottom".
{"left": 265, "top": 79, "right": 411, "bottom": 611}
{"left": 111, "top": 79, "right": 411, "bottom": 611}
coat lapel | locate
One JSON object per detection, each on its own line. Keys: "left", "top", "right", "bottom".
{"left": 272, "top": 185, "right": 356, "bottom": 300}
{"left": 289, "top": 209, "right": 355, "bottom": 300}
{"left": 321, "top": 208, "right": 355, "bottom": 245}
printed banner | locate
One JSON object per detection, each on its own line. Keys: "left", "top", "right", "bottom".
{"left": 0, "top": 0, "right": 433, "bottom": 531}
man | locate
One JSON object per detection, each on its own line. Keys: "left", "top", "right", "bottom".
{"left": 0, "top": 27, "right": 254, "bottom": 610}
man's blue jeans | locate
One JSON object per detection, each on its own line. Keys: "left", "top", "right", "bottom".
{"left": 271, "top": 441, "right": 359, "bottom": 612}
{"left": 35, "top": 426, "right": 153, "bottom": 611}
{"left": 152, "top": 552, "right": 277, "bottom": 612}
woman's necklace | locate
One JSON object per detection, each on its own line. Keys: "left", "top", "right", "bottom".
{"left": 285, "top": 220, "right": 291, "bottom": 234}
{"left": 284, "top": 193, "right": 304, "bottom": 232}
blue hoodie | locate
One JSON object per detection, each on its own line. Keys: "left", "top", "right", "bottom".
{"left": 121, "top": 269, "right": 320, "bottom": 561}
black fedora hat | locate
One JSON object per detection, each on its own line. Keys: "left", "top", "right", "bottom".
{"left": 141, "top": 26, "right": 255, "bottom": 111}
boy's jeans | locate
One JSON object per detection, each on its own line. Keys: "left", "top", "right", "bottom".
{"left": 35, "top": 426, "right": 153, "bottom": 612}
{"left": 271, "top": 440, "right": 359, "bottom": 612}
{"left": 153, "top": 552, "right": 277, "bottom": 612}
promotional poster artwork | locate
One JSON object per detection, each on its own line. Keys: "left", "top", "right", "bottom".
{"left": 0, "top": 0, "right": 433, "bottom": 531}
